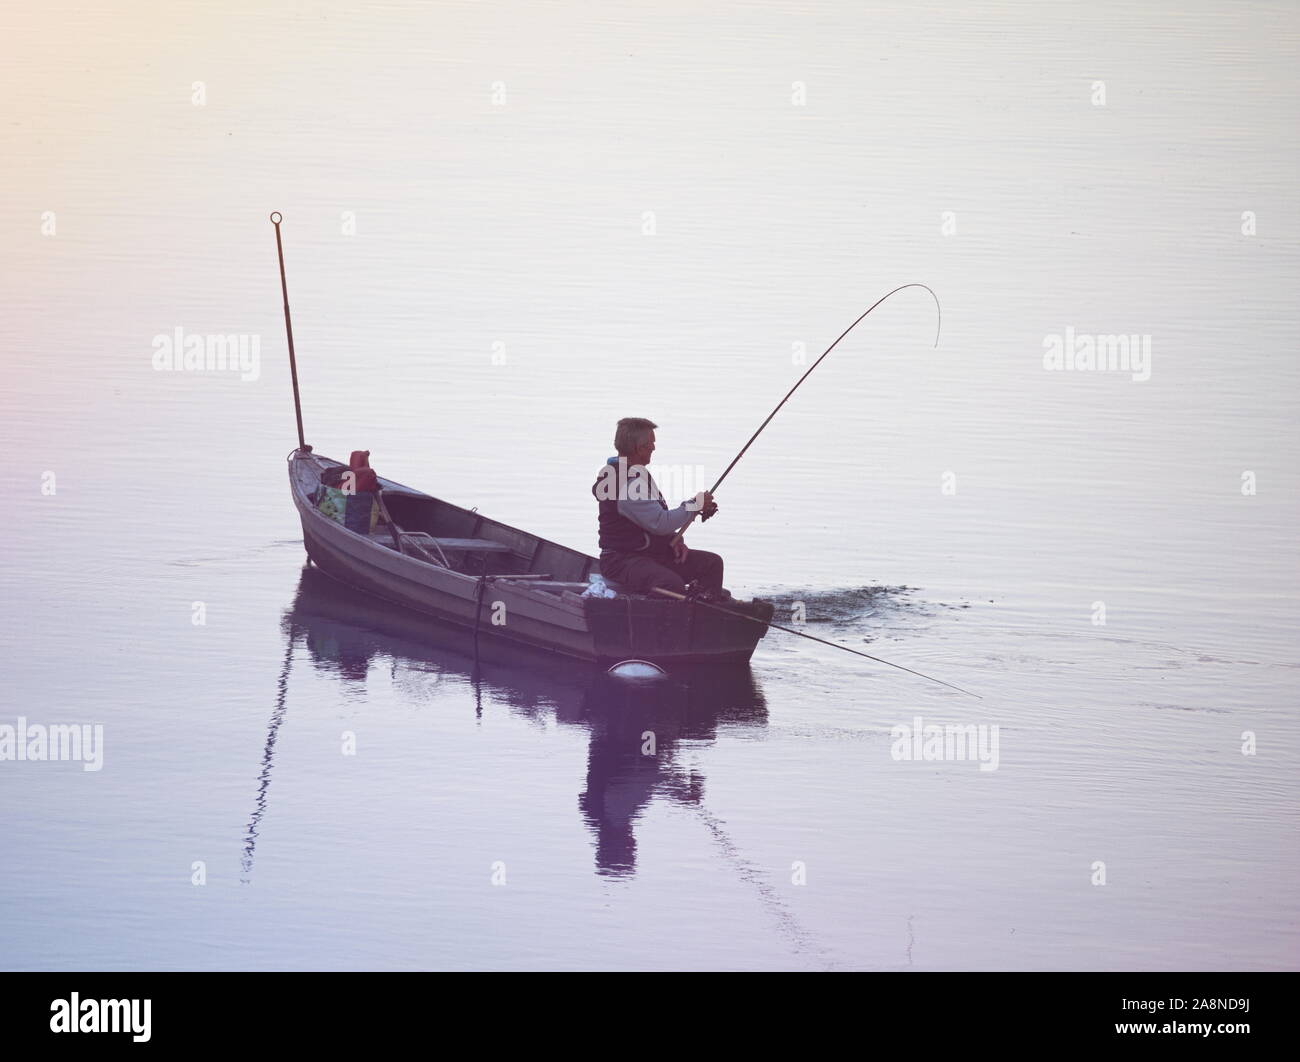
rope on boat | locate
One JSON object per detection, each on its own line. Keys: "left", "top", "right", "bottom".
{"left": 471, "top": 555, "right": 490, "bottom": 657}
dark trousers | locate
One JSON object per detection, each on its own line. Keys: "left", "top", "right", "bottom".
{"left": 600, "top": 549, "right": 724, "bottom": 597}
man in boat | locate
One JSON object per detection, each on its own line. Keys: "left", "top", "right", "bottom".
{"left": 592, "top": 418, "right": 725, "bottom": 600}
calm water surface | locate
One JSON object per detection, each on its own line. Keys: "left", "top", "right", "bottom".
{"left": 1, "top": 1, "right": 1297, "bottom": 969}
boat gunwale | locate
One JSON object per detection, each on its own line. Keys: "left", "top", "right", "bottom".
{"left": 290, "top": 451, "right": 598, "bottom": 597}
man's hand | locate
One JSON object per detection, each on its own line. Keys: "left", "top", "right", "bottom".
{"left": 690, "top": 490, "right": 719, "bottom": 522}
{"left": 672, "top": 537, "right": 689, "bottom": 564}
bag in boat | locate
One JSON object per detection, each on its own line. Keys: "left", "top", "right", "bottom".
{"left": 316, "top": 450, "right": 380, "bottom": 534}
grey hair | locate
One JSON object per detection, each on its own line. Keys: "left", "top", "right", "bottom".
{"left": 614, "top": 417, "right": 657, "bottom": 456}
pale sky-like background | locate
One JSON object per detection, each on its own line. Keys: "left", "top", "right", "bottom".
{"left": 1, "top": 1, "right": 1296, "bottom": 970}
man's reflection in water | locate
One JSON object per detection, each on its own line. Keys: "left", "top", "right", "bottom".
{"left": 574, "top": 669, "right": 764, "bottom": 877}
{"left": 271, "top": 565, "right": 766, "bottom": 879}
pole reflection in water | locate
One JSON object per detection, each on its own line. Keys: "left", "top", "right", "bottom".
{"left": 240, "top": 638, "right": 294, "bottom": 884}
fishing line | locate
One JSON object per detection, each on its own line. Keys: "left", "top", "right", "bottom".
{"left": 652, "top": 587, "right": 980, "bottom": 699}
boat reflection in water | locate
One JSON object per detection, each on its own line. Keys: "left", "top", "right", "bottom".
{"left": 247, "top": 565, "right": 769, "bottom": 879}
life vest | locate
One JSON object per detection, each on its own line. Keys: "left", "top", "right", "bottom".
{"left": 591, "top": 456, "right": 672, "bottom": 556}
{"left": 317, "top": 450, "right": 380, "bottom": 534}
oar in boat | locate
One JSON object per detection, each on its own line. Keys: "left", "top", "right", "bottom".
{"left": 651, "top": 587, "right": 980, "bottom": 699}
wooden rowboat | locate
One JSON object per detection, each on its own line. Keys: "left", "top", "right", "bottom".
{"left": 289, "top": 449, "right": 775, "bottom": 665}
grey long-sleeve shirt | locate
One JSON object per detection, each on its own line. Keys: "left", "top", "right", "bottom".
{"left": 611, "top": 461, "right": 696, "bottom": 537}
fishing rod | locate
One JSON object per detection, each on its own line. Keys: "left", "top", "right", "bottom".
{"left": 270, "top": 211, "right": 310, "bottom": 453}
{"left": 672, "top": 282, "right": 941, "bottom": 545}
{"left": 651, "top": 587, "right": 980, "bottom": 699}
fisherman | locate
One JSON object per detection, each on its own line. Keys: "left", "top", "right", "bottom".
{"left": 592, "top": 418, "right": 724, "bottom": 600}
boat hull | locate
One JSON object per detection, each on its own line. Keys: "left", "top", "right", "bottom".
{"left": 290, "top": 453, "right": 772, "bottom": 665}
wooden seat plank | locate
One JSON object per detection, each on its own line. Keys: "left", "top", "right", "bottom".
{"left": 431, "top": 537, "right": 515, "bottom": 552}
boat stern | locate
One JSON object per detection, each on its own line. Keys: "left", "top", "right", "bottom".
{"left": 583, "top": 594, "right": 774, "bottom": 665}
